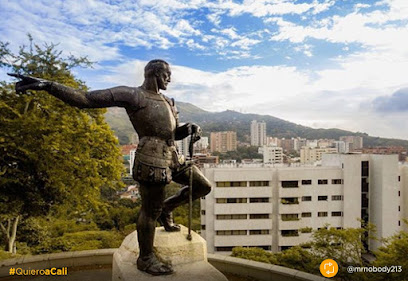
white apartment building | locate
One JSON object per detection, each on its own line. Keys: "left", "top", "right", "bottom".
{"left": 176, "top": 135, "right": 191, "bottom": 158}
{"left": 333, "top": 141, "right": 348, "bottom": 153}
{"left": 259, "top": 146, "right": 283, "bottom": 164}
{"left": 300, "top": 147, "right": 338, "bottom": 164}
{"left": 200, "top": 154, "right": 404, "bottom": 254}
{"left": 340, "top": 136, "right": 363, "bottom": 151}
{"left": 250, "top": 120, "right": 266, "bottom": 146}
{"left": 129, "top": 148, "right": 137, "bottom": 176}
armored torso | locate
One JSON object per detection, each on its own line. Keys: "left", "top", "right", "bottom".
{"left": 126, "top": 87, "right": 180, "bottom": 182}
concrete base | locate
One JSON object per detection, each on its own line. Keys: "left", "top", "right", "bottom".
{"left": 112, "top": 225, "right": 228, "bottom": 281}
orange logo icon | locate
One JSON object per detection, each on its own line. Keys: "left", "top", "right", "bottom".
{"left": 320, "top": 259, "right": 338, "bottom": 278}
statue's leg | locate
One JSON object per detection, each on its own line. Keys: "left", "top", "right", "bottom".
{"left": 158, "top": 165, "right": 211, "bottom": 232}
{"left": 136, "top": 181, "right": 173, "bottom": 275}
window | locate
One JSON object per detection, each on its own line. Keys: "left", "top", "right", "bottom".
{"left": 201, "top": 225, "right": 206, "bottom": 230}
{"left": 398, "top": 176, "right": 401, "bottom": 182}
{"left": 216, "top": 198, "right": 247, "bottom": 203}
{"left": 216, "top": 214, "right": 247, "bottom": 220}
{"left": 201, "top": 210, "right": 206, "bottom": 215}
{"left": 362, "top": 178, "right": 369, "bottom": 192}
{"left": 201, "top": 197, "right": 206, "bottom": 200}
{"left": 216, "top": 247, "right": 234, "bottom": 252}
{"left": 332, "top": 211, "right": 343, "bottom": 217}
{"left": 362, "top": 161, "right": 369, "bottom": 177}
{"left": 216, "top": 230, "right": 246, "bottom": 235}
{"left": 281, "top": 181, "right": 299, "bottom": 188}
{"left": 281, "top": 214, "right": 299, "bottom": 221}
{"left": 250, "top": 197, "right": 269, "bottom": 203}
{"left": 318, "top": 196, "right": 328, "bottom": 201}
{"left": 332, "top": 195, "right": 343, "bottom": 201}
{"left": 216, "top": 181, "right": 246, "bottom": 187}
{"left": 318, "top": 212, "right": 328, "bottom": 217}
{"left": 301, "top": 212, "right": 312, "bottom": 218}
{"left": 250, "top": 214, "right": 270, "bottom": 219}
{"left": 318, "top": 179, "right": 328, "bottom": 185}
{"left": 332, "top": 179, "right": 343, "bottom": 184}
{"left": 281, "top": 197, "right": 299, "bottom": 204}
{"left": 281, "top": 230, "right": 299, "bottom": 237}
{"left": 249, "top": 181, "right": 269, "bottom": 186}
{"left": 249, "top": 230, "right": 270, "bottom": 235}
{"left": 301, "top": 180, "right": 312, "bottom": 185}
{"left": 302, "top": 196, "right": 312, "bottom": 201}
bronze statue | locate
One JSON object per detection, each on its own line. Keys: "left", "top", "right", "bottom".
{"left": 9, "top": 59, "right": 212, "bottom": 276}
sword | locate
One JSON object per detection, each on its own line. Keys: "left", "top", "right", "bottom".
{"left": 187, "top": 132, "right": 196, "bottom": 241}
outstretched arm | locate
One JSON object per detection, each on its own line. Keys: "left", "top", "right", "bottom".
{"left": 8, "top": 73, "right": 136, "bottom": 109}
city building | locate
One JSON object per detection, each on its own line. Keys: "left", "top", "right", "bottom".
{"left": 195, "top": 136, "right": 209, "bottom": 154}
{"left": 121, "top": 144, "right": 138, "bottom": 175}
{"left": 340, "top": 136, "right": 363, "bottom": 151}
{"left": 333, "top": 141, "right": 348, "bottom": 154}
{"left": 259, "top": 146, "right": 283, "bottom": 164}
{"left": 356, "top": 146, "right": 407, "bottom": 162}
{"left": 193, "top": 153, "right": 219, "bottom": 168}
{"left": 400, "top": 164, "right": 408, "bottom": 232}
{"left": 280, "top": 138, "right": 294, "bottom": 152}
{"left": 250, "top": 121, "right": 266, "bottom": 146}
{"left": 293, "top": 138, "right": 307, "bottom": 152}
{"left": 300, "top": 147, "right": 338, "bottom": 164}
{"left": 200, "top": 154, "right": 404, "bottom": 254}
{"left": 317, "top": 139, "right": 335, "bottom": 148}
{"left": 210, "top": 131, "right": 237, "bottom": 153}
{"left": 119, "top": 185, "right": 139, "bottom": 202}
{"left": 129, "top": 148, "right": 137, "bottom": 176}
{"left": 176, "top": 135, "right": 191, "bottom": 158}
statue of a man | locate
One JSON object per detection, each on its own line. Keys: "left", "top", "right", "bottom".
{"left": 10, "top": 59, "right": 211, "bottom": 275}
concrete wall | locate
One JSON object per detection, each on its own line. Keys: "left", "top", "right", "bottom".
{"left": 0, "top": 250, "right": 327, "bottom": 281}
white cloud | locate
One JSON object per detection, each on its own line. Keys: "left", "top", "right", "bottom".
{"left": 208, "top": 0, "right": 334, "bottom": 17}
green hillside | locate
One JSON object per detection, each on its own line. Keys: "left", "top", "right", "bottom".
{"left": 105, "top": 101, "right": 408, "bottom": 148}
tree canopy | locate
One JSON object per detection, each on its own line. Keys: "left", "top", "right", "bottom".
{"left": 0, "top": 36, "right": 124, "bottom": 252}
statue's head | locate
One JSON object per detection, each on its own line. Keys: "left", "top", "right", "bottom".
{"left": 144, "top": 59, "right": 171, "bottom": 90}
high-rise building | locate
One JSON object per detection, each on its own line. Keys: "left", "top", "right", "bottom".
{"left": 200, "top": 154, "right": 403, "bottom": 254}
{"left": 250, "top": 121, "right": 266, "bottom": 146}
{"left": 300, "top": 147, "right": 338, "bottom": 164}
{"left": 340, "top": 136, "right": 363, "bottom": 151}
{"left": 210, "top": 131, "right": 237, "bottom": 153}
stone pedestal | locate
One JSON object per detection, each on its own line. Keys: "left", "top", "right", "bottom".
{"left": 112, "top": 225, "right": 228, "bottom": 281}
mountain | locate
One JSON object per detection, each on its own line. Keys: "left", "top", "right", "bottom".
{"left": 104, "top": 101, "right": 408, "bottom": 148}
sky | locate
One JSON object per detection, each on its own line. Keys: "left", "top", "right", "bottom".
{"left": 1, "top": 0, "right": 408, "bottom": 140}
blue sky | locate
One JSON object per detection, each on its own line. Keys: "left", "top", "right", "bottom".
{"left": 1, "top": 0, "right": 408, "bottom": 139}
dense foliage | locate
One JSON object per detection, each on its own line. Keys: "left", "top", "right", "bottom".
{"left": 232, "top": 225, "right": 408, "bottom": 281}
{"left": 0, "top": 36, "right": 124, "bottom": 253}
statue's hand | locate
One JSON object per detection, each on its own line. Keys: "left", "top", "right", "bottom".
{"left": 7, "top": 73, "right": 51, "bottom": 94}
{"left": 190, "top": 123, "right": 202, "bottom": 142}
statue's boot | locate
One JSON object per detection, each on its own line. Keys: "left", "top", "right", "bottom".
{"left": 158, "top": 186, "right": 190, "bottom": 232}
{"left": 137, "top": 253, "right": 173, "bottom": 275}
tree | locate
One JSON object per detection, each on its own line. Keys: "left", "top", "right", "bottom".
{"left": 231, "top": 225, "right": 375, "bottom": 281}
{"left": 0, "top": 36, "right": 124, "bottom": 253}
{"left": 372, "top": 230, "right": 408, "bottom": 281}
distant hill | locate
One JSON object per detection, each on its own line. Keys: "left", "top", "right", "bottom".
{"left": 104, "top": 101, "right": 408, "bottom": 148}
